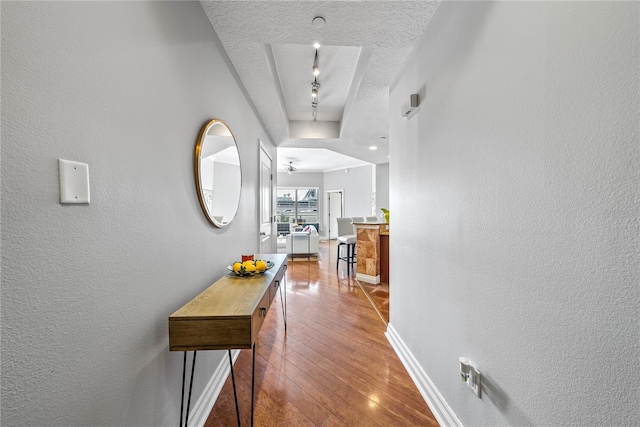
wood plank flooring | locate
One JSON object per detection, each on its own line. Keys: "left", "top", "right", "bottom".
{"left": 204, "top": 241, "right": 438, "bottom": 427}
{"left": 357, "top": 281, "right": 389, "bottom": 324}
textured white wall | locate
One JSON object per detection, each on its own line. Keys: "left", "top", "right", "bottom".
{"left": 1, "top": 2, "right": 274, "bottom": 425}
{"left": 390, "top": 2, "right": 639, "bottom": 426}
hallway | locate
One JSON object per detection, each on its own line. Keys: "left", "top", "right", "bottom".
{"left": 205, "top": 242, "right": 437, "bottom": 426}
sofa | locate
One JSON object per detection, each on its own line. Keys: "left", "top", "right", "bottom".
{"left": 286, "top": 225, "right": 319, "bottom": 255}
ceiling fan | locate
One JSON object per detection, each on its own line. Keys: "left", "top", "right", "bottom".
{"left": 283, "top": 161, "right": 297, "bottom": 174}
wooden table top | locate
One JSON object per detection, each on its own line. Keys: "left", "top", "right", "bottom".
{"left": 169, "top": 253, "right": 287, "bottom": 321}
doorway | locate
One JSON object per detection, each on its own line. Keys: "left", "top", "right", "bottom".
{"left": 259, "top": 144, "right": 273, "bottom": 253}
{"left": 326, "top": 190, "right": 343, "bottom": 240}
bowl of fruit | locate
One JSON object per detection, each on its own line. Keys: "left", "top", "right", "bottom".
{"left": 228, "top": 259, "right": 274, "bottom": 277}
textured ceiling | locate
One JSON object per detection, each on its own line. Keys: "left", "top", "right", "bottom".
{"left": 272, "top": 43, "right": 361, "bottom": 122}
{"left": 200, "top": 1, "right": 441, "bottom": 166}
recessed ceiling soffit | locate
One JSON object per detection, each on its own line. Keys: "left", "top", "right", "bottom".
{"left": 200, "top": 1, "right": 441, "bottom": 164}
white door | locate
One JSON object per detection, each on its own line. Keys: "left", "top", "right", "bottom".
{"left": 259, "top": 145, "right": 273, "bottom": 253}
{"left": 327, "top": 190, "right": 343, "bottom": 239}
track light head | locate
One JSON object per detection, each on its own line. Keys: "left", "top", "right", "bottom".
{"left": 311, "top": 78, "right": 320, "bottom": 99}
{"left": 312, "top": 49, "right": 320, "bottom": 76}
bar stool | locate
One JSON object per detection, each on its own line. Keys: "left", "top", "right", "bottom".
{"left": 336, "top": 217, "right": 361, "bottom": 275}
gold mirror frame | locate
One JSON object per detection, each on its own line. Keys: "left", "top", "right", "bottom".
{"left": 194, "top": 119, "right": 242, "bottom": 228}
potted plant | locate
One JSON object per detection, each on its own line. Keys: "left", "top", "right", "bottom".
{"left": 380, "top": 208, "right": 389, "bottom": 223}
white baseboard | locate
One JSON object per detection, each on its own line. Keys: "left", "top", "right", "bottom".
{"left": 355, "top": 272, "right": 380, "bottom": 284}
{"left": 188, "top": 349, "right": 240, "bottom": 427}
{"left": 385, "top": 324, "right": 462, "bottom": 427}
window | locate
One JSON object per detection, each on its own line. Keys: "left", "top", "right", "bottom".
{"left": 277, "top": 188, "right": 318, "bottom": 227}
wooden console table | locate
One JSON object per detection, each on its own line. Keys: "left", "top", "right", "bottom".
{"left": 168, "top": 253, "right": 287, "bottom": 427}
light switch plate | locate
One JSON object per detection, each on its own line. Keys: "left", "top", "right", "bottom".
{"left": 59, "top": 159, "right": 90, "bottom": 204}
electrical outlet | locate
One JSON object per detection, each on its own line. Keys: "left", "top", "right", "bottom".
{"left": 468, "top": 367, "right": 481, "bottom": 398}
{"left": 459, "top": 357, "right": 481, "bottom": 398}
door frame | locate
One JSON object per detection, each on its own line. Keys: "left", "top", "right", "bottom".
{"left": 259, "top": 142, "right": 274, "bottom": 253}
{"left": 326, "top": 189, "right": 344, "bottom": 239}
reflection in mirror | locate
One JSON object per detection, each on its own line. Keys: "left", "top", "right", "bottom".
{"left": 195, "top": 119, "right": 241, "bottom": 227}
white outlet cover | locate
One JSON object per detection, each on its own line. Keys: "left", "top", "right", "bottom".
{"left": 469, "top": 368, "right": 482, "bottom": 398}
{"left": 59, "top": 159, "right": 90, "bottom": 204}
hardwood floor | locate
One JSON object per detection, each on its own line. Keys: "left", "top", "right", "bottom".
{"left": 357, "top": 281, "right": 389, "bottom": 324}
{"left": 204, "top": 241, "right": 437, "bottom": 426}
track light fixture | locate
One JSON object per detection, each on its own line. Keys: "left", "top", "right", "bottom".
{"left": 312, "top": 49, "right": 320, "bottom": 76}
{"left": 310, "top": 18, "right": 325, "bottom": 121}
{"left": 310, "top": 47, "right": 321, "bottom": 121}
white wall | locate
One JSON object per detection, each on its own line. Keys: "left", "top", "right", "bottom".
{"left": 324, "top": 165, "right": 375, "bottom": 219}
{"left": 1, "top": 2, "right": 275, "bottom": 425}
{"left": 277, "top": 171, "right": 324, "bottom": 189}
{"left": 390, "top": 2, "right": 639, "bottom": 426}
{"left": 375, "top": 163, "right": 389, "bottom": 219}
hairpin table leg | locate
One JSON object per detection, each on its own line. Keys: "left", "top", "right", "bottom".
{"left": 279, "top": 272, "right": 287, "bottom": 331}
{"left": 179, "top": 351, "right": 197, "bottom": 427}
{"left": 251, "top": 343, "right": 256, "bottom": 427}
{"left": 228, "top": 350, "right": 241, "bottom": 427}
{"left": 180, "top": 352, "right": 186, "bottom": 427}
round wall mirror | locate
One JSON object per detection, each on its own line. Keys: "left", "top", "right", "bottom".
{"left": 195, "top": 119, "right": 241, "bottom": 228}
